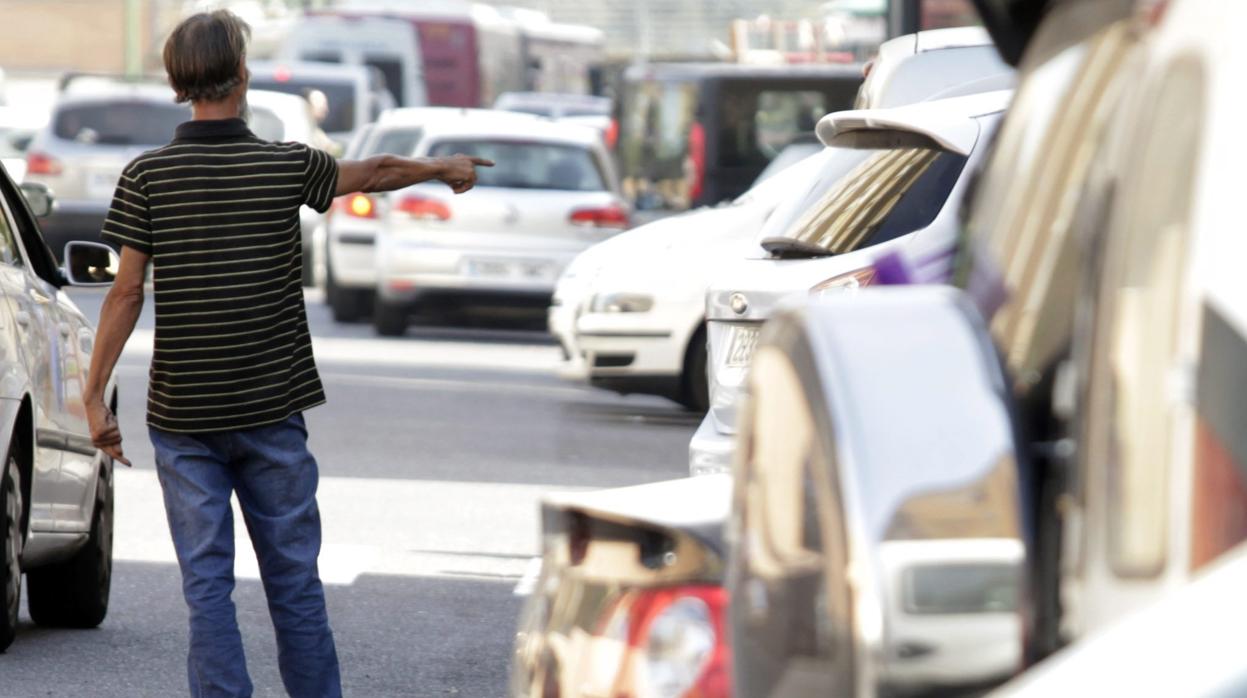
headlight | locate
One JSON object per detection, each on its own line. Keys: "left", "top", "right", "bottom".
{"left": 810, "top": 266, "right": 877, "bottom": 296}
{"left": 590, "top": 292, "right": 654, "bottom": 313}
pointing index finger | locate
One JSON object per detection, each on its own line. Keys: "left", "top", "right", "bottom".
{"left": 470, "top": 157, "right": 495, "bottom": 167}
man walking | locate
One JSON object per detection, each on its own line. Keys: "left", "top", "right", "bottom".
{"left": 82, "top": 11, "right": 491, "bottom": 697}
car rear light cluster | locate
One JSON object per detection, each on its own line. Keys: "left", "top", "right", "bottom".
{"left": 394, "top": 194, "right": 452, "bottom": 222}
{"left": 597, "top": 585, "right": 730, "bottom": 698}
{"left": 25, "top": 152, "right": 62, "bottom": 176}
{"left": 569, "top": 204, "right": 629, "bottom": 230}
{"left": 810, "top": 266, "right": 877, "bottom": 295}
{"left": 333, "top": 193, "right": 378, "bottom": 220}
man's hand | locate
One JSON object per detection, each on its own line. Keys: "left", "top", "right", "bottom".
{"left": 87, "top": 401, "right": 130, "bottom": 467}
{"left": 437, "top": 154, "right": 495, "bottom": 194}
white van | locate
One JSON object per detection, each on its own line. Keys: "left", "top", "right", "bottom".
{"left": 277, "top": 15, "right": 427, "bottom": 108}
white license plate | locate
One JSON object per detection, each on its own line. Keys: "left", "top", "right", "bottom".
{"left": 465, "top": 259, "right": 557, "bottom": 281}
{"left": 725, "top": 325, "right": 761, "bottom": 368}
{"left": 87, "top": 171, "right": 120, "bottom": 200}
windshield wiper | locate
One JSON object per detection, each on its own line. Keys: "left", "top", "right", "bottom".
{"left": 760, "top": 236, "right": 834, "bottom": 259}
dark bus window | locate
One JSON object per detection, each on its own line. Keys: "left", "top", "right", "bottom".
{"left": 301, "top": 51, "right": 342, "bottom": 64}
{"left": 366, "top": 54, "right": 405, "bottom": 106}
{"left": 250, "top": 78, "right": 356, "bottom": 133}
{"left": 54, "top": 102, "right": 189, "bottom": 146}
{"left": 717, "top": 85, "right": 826, "bottom": 167}
{"left": 920, "top": 0, "right": 980, "bottom": 29}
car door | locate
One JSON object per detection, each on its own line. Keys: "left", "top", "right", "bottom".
{"left": 0, "top": 174, "right": 92, "bottom": 530}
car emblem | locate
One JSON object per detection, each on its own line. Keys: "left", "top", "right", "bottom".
{"left": 730, "top": 293, "right": 749, "bottom": 315}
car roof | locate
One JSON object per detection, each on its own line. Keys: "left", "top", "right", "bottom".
{"left": 249, "top": 60, "right": 371, "bottom": 84}
{"left": 913, "top": 25, "right": 995, "bottom": 52}
{"left": 625, "top": 61, "right": 863, "bottom": 82}
{"left": 817, "top": 89, "right": 1013, "bottom": 155}
{"left": 495, "top": 92, "right": 610, "bottom": 107}
{"left": 416, "top": 114, "right": 603, "bottom": 146}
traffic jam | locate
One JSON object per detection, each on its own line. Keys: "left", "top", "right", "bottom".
{"left": 0, "top": 0, "right": 1241, "bottom": 695}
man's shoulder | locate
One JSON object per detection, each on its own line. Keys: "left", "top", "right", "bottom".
{"left": 126, "top": 139, "right": 308, "bottom": 173}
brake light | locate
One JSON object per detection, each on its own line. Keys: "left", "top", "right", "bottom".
{"left": 597, "top": 585, "right": 730, "bottom": 698}
{"left": 605, "top": 118, "right": 619, "bottom": 150}
{"left": 273, "top": 65, "right": 293, "bottom": 83}
{"left": 569, "top": 204, "right": 629, "bottom": 230}
{"left": 395, "top": 194, "right": 452, "bottom": 221}
{"left": 688, "top": 121, "right": 706, "bottom": 204}
{"left": 810, "top": 267, "right": 876, "bottom": 295}
{"left": 334, "top": 193, "right": 378, "bottom": 219}
{"left": 25, "top": 152, "right": 62, "bottom": 176}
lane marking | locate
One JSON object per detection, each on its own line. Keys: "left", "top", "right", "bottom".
{"left": 513, "top": 557, "right": 544, "bottom": 597}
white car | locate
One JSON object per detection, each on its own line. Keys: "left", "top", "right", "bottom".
{"left": 372, "top": 113, "right": 629, "bottom": 335}
{"left": 856, "top": 25, "right": 1016, "bottom": 109}
{"left": 689, "top": 90, "right": 1010, "bottom": 476}
{"left": 558, "top": 151, "right": 828, "bottom": 411}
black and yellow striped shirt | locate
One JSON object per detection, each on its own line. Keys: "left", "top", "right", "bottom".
{"left": 101, "top": 117, "right": 338, "bottom": 433}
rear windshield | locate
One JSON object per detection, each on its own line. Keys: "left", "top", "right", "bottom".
{"left": 54, "top": 102, "right": 189, "bottom": 146}
{"left": 250, "top": 77, "right": 356, "bottom": 133}
{"left": 427, "top": 139, "right": 606, "bottom": 192}
{"left": 758, "top": 144, "right": 968, "bottom": 254}
{"left": 368, "top": 128, "right": 422, "bottom": 157}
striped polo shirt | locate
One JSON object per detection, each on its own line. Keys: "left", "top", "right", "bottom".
{"left": 101, "top": 117, "right": 338, "bottom": 433}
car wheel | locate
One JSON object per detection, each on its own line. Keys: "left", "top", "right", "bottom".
{"left": 373, "top": 300, "right": 409, "bottom": 337}
{"left": 26, "top": 466, "right": 112, "bottom": 629}
{"left": 680, "top": 326, "right": 709, "bottom": 413}
{"left": 0, "top": 454, "right": 22, "bottom": 651}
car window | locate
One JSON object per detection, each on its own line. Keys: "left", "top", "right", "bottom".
{"left": 955, "top": 21, "right": 1136, "bottom": 379}
{"left": 905, "top": 563, "right": 1018, "bottom": 614}
{"left": 248, "top": 106, "right": 285, "bottom": 142}
{"left": 54, "top": 101, "right": 189, "bottom": 146}
{"left": 369, "top": 128, "right": 422, "bottom": 157}
{"left": 1081, "top": 58, "right": 1205, "bottom": 579}
{"left": 0, "top": 202, "right": 22, "bottom": 267}
{"left": 759, "top": 143, "right": 967, "bottom": 254}
{"left": 250, "top": 78, "right": 356, "bottom": 133}
{"left": 365, "top": 54, "right": 405, "bottom": 106}
{"left": 427, "top": 139, "right": 606, "bottom": 192}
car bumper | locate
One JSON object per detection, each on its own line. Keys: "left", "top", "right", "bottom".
{"left": 39, "top": 200, "right": 108, "bottom": 260}
{"left": 327, "top": 221, "right": 380, "bottom": 289}
{"left": 689, "top": 413, "right": 734, "bottom": 477}
{"left": 377, "top": 246, "right": 576, "bottom": 301}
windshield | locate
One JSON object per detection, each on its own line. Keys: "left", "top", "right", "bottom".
{"left": 427, "top": 139, "right": 606, "bottom": 192}
{"left": 250, "top": 78, "right": 356, "bottom": 133}
{"left": 369, "top": 128, "right": 423, "bottom": 157}
{"left": 758, "top": 144, "right": 968, "bottom": 254}
{"left": 54, "top": 102, "right": 189, "bottom": 146}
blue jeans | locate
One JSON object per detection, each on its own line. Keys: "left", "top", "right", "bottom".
{"left": 150, "top": 413, "right": 341, "bottom": 698}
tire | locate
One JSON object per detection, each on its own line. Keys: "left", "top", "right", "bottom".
{"left": 0, "top": 455, "right": 22, "bottom": 651}
{"left": 27, "top": 466, "right": 112, "bottom": 629}
{"left": 373, "top": 300, "right": 409, "bottom": 337}
{"left": 325, "top": 255, "right": 372, "bottom": 323}
{"left": 679, "top": 326, "right": 710, "bottom": 413}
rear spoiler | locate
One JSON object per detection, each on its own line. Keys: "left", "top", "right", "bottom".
{"left": 816, "top": 90, "right": 1012, "bottom": 155}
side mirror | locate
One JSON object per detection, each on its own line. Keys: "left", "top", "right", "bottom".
{"left": 63, "top": 241, "right": 119, "bottom": 286}
{"left": 19, "top": 182, "right": 54, "bottom": 218}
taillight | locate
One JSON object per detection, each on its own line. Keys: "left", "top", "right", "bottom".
{"left": 25, "top": 151, "right": 62, "bottom": 176}
{"left": 334, "top": 193, "right": 378, "bottom": 219}
{"left": 810, "top": 266, "right": 876, "bottom": 295}
{"left": 597, "top": 585, "right": 730, "bottom": 698}
{"left": 605, "top": 118, "right": 619, "bottom": 150}
{"left": 688, "top": 121, "right": 706, "bottom": 204}
{"left": 395, "top": 194, "right": 452, "bottom": 221}
{"left": 569, "top": 204, "right": 629, "bottom": 230}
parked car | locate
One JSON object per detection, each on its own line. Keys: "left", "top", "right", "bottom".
{"left": 276, "top": 14, "right": 427, "bottom": 108}
{"left": 0, "top": 163, "right": 120, "bottom": 650}
{"left": 23, "top": 78, "right": 189, "bottom": 261}
{"left": 510, "top": 475, "right": 734, "bottom": 698}
{"left": 371, "top": 112, "right": 628, "bottom": 335}
{"left": 727, "top": 290, "right": 1026, "bottom": 697}
{"left": 616, "top": 62, "right": 863, "bottom": 213}
{"left": 564, "top": 150, "right": 828, "bottom": 411}
{"left": 0, "top": 105, "right": 50, "bottom": 183}
{"left": 856, "top": 25, "right": 1016, "bottom": 109}
{"left": 320, "top": 107, "right": 537, "bottom": 323}
{"left": 248, "top": 60, "right": 394, "bottom": 147}
{"left": 690, "top": 90, "right": 1010, "bottom": 476}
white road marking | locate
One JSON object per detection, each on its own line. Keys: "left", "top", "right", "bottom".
{"left": 121, "top": 328, "right": 563, "bottom": 374}
{"left": 512, "top": 557, "right": 544, "bottom": 597}
{"left": 114, "top": 468, "right": 586, "bottom": 586}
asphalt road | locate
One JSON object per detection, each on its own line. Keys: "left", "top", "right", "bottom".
{"left": 0, "top": 288, "right": 697, "bottom": 697}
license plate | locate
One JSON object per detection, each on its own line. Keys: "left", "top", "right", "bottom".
{"left": 87, "top": 171, "right": 120, "bottom": 200}
{"left": 725, "top": 325, "right": 761, "bottom": 368}
{"left": 465, "top": 259, "right": 557, "bottom": 281}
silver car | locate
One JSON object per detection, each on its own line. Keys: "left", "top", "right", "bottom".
{"left": 0, "top": 169, "right": 120, "bottom": 650}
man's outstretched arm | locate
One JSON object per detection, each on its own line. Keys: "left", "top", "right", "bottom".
{"left": 84, "top": 246, "right": 150, "bottom": 466}
{"left": 336, "top": 154, "right": 494, "bottom": 196}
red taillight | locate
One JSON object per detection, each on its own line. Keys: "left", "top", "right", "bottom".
{"left": 395, "top": 194, "right": 452, "bottom": 221}
{"left": 25, "top": 151, "right": 62, "bottom": 176}
{"left": 335, "top": 193, "right": 377, "bottom": 219}
{"left": 688, "top": 121, "right": 706, "bottom": 204}
{"left": 570, "top": 204, "right": 629, "bottom": 230}
{"left": 597, "top": 585, "right": 731, "bottom": 698}
{"left": 605, "top": 118, "right": 620, "bottom": 150}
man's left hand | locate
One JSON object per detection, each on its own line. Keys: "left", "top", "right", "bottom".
{"left": 87, "top": 401, "right": 130, "bottom": 467}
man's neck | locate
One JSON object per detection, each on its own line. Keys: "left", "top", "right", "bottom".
{"left": 191, "top": 99, "right": 242, "bottom": 121}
